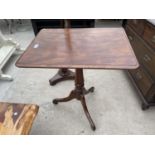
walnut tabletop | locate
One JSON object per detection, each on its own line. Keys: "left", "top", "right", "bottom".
{"left": 16, "top": 28, "right": 139, "bottom": 69}
{"left": 0, "top": 102, "right": 39, "bottom": 135}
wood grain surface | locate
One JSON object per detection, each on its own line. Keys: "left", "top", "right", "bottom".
{"left": 16, "top": 28, "right": 139, "bottom": 69}
{"left": 0, "top": 102, "right": 39, "bottom": 135}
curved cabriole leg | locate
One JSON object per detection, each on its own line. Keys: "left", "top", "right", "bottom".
{"left": 80, "top": 95, "right": 96, "bottom": 131}
{"left": 53, "top": 90, "right": 75, "bottom": 104}
{"left": 141, "top": 103, "right": 150, "bottom": 110}
{"left": 53, "top": 68, "right": 96, "bottom": 131}
{"left": 83, "top": 87, "right": 95, "bottom": 95}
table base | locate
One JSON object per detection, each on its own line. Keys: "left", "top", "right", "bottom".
{"left": 49, "top": 69, "right": 75, "bottom": 86}
{"left": 53, "top": 68, "right": 96, "bottom": 131}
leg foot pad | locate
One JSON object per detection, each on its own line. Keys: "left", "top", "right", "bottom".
{"left": 53, "top": 99, "right": 59, "bottom": 105}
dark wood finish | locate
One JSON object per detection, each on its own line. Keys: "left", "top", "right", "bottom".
{"left": 129, "top": 67, "right": 154, "bottom": 96}
{"left": 68, "top": 19, "right": 95, "bottom": 28}
{"left": 0, "top": 102, "right": 39, "bottom": 135}
{"left": 48, "top": 20, "right": 75, "bottom": 86}
{"left": 16, "top": 28, "right": 138, "bottom": 69}
{"left": 49, "top": 69, "right": 75, "bottom": 85}
{"left": 31, "top": 20, "right": 94, "bottom": 86}
{"left": 125, "top": 19, "right": 155, "bottom": 110}
{"left": 143, "top": 22, "right": 155, "bottom": 50}
{"left": 31, "top": 19, "right": 95, "bottom": 35}
{"left": 16, "top": 28, "right": 138, "bottom": 130}
{"left": 31, "top": 19, "right": 75, "bottom": 86}
{"left": 31, "top": 19, "right": 64, "bottom": 35}
{"left": 53, "top": 68, "right": 96, "bottom": 130}
{"left": 126, "top": 26, "right": 155, "bottom": 79}
{"left": 128, "top": 19, "right": 145, "bottom": 36}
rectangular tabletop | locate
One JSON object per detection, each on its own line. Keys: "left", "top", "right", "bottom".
{"left": 16, "top": 28, "right": 139, "bottom": 69}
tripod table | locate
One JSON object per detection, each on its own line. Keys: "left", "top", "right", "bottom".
{"left": 16, "top": 28, "right": 139, "bottom": 130}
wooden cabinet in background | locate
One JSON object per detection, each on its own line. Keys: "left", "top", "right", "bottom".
{"left": 124, "top": 19, "right": 155, "bottom": 110}
{"left": 31, "top": 19, "right": 95, "bottom": 35}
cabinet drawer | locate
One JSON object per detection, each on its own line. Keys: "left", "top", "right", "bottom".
{"left": 143, "top": 22, "right": 155, "bottom": 50}
{"left": 126, "top": 26, "right": 155, "bottom": 79}
{"left": 125, "top": 26, "right": 140, "bottom": 59}
{"left": 139, "top": 48, "right": 155, "bottom": 79}
{"left": 126, "top": 26, "right": 142, "bottom": 63}
{"left": 129, "top": 67, "right": 154, "bottom": 96}
{"left": 127, "top": 19, "right": 145, "bottom": 36}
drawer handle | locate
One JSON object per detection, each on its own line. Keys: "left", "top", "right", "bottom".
{"left": 143, "top": 54, "right": 151, "bottom": 62}
{"left": 152, "top": 35, "right": 155, "bottom": 43}
{"left": 128, "top": 35, "right": 133, "bottom": 41}
{"left": 136, "top": 72, "right": 142, "bottom": 80}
